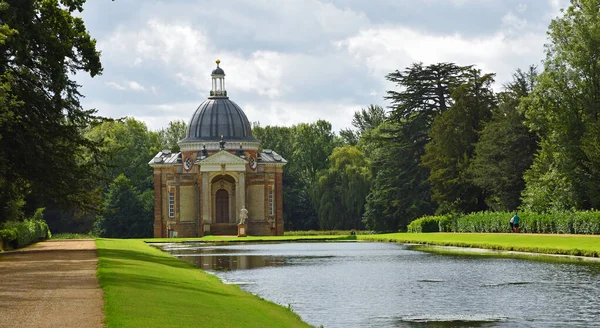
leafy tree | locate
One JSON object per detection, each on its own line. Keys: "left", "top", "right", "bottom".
{"left": 85, "top": 118, "right": 161, "bottom": 191}
{"left": 0, "top": 0, "right": 103, "bottom": 221}
{"left": 422, "top": 69, "right": 496, "bottom": 214}
{"left": 313, "top": 146, "right": 370, "bottom": 230}
{"left": 253, "top": 121, "right": 338, "bottom": 230}
{"left": 93, "top": 174, "right": 153, "bottom": 238}
{"left": 340, "top": 104, "right": 386, "bottom": 145}
{"left": 158, "top": 120, "right": 187, "bottom": 152}
{"left": 469, "top": 67, "right": 538, "bottom": 211}
{"left": 521, "top": 0, "right": 600, "bottom": 211}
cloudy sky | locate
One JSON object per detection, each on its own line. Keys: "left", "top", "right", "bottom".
{"left": 76, "top": 0, "right": 570, "bottom": 132}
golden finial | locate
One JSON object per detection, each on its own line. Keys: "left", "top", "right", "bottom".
{"left": 216, "top": 59, "right": 221, "bottom": 65}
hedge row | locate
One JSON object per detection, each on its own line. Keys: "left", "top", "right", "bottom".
{"left": 407, "top": 215, "right": 452, "bottom": 233}
{"left": 0, "top": 209, "right": 51, "bottom": 250}
{"left": 409, "top": 210, "right": 600, "bottom": 234}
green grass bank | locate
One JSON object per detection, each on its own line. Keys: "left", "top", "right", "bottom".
{"left": 95, "top": 238, "right": 311, "bottom": 328}
{"left": 358, "top": 233, "right": 600, "bottom": 257}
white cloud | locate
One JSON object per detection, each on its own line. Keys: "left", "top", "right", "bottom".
{"left": 336, "top": 25, "right": 545, "bottom": 90}
{"left": 81, "top": 0, "right": 564, "bottom": 133}
{"left": 106, "top": 82, "right": 126, "bottom": 91}
{"left": 127, "top": 81, "right": 146, "bottom": 92}
{"left": 105, "top": 81, "right": 146, "bottom": 92}
{"left": 502, "top": 12, "right": 528, "bottom": 30}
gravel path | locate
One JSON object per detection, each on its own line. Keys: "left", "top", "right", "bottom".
{"left": 0, "top": 239, "right": 104, "bottom": 327}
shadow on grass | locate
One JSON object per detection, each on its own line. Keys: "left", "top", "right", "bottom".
{"left": 97, "top": 248, "right": 191, "bottom": 270}
{"left": 97, "top": 266, "right": 233, "bottom": 297}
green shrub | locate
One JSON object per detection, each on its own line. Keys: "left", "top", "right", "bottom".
{"left": 452, "top": 210, "right": 600, "bottom": 234}
{"left": 407, "top": 216, "right": 450, "bottom": 233}
{"left": 0, "top": 208, "right": 51, "bottom": 250}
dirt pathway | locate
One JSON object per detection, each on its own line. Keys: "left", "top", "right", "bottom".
{"left": 0, "top": 239, "right": 104, "bottom": 327}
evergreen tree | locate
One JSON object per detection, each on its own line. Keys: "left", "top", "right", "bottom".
{"left": 93, "top": 174, "right": 152, "bottom": 238}
{"left": 469, "top": 67, "right": 538, "bottom": 211}
{"left": 422, "top": 70, "right": 496, "bottom": 214}
{"left": 0, "top": 0, "right": 103, "bottom": 221}
{"left": 363, "top": 63, "right": 468, "bottom": 231}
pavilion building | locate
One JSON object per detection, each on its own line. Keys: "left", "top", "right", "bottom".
{"left": 149, "top": 60, "right": 286, "bottom": 237}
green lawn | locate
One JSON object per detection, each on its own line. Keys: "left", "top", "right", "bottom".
{"left": 358, "top": 233, "right": 600, "bottom": 257}
{"left": 95, "top": 239, "right": 311, "bottom": 328}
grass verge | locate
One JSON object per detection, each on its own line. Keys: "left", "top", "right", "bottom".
{"left": 357, "top": 233, "right": 600, "bottom": 257}
{"left": 95, "top": 238, "right": 311, "bottom": 328}
{"left": 51, "top": 232, "right": 97, "bottom": 239}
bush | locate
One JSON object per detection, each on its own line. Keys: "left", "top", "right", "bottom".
{"left": 407, "top": 216, "right": 451, "bottom": 233}
{"left": 452, "top": 210, "right": 600, "bottom": 234}
{"left": 0, "top": 208, "right": 52, "bottom": 250}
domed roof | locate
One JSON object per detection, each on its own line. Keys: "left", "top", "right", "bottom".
{"left": 181, "top": 98, "right": 258, "bottom": 143}
{"left": 212, "top": 66, "right": 225, "bottom": 75}
{"left": 212, "top": 59, "right": 225, "bottom": 75}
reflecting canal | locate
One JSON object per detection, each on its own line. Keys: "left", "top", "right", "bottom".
{"left": 158, "top": 242, "right": 600, "bottom": 327}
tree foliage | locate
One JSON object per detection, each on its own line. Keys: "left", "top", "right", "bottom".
{"left": 254, "top": 120, "right": 338, "bottom": 230}
{"left": 469, "top": 68, "right": 538, "bottom": 211}
{"left": 363, "top": 63, "right": 468, "bottom": 231}
{"left": 93, "top": 174, "right": 153, "bottom": 238}
{"left": 521, "top": 0, "right": 600, "bottom": 211}
{"left": 158, "top": 120, "right": 187, "bottom": 153}
{"left": 422, "top": 69, "right": 496, "bottom": 214}
{"left": 313, "top": 146, "right": 370, "bottom": 230}
{"left": 85, "top": 118, "right": 161, "bottom": 191}
{"left": 0, "top": 0, "right": 102, "bottom": 221}
{"left": 340, "top": 104, "right": 386, "bottom": 146}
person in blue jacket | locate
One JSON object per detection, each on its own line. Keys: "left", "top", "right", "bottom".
{"left": 511, "top": 210, "right": 520, "bottom": 233}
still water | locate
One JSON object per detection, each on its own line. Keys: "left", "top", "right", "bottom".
{"left": 159, "top": 242, "right": 600, "bottom": 327}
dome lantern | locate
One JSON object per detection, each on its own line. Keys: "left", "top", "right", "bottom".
{"left": 210, "top": 59, "right": 226, "bottom": 97}
{"left": 179, "top": 60, "right": 260, "bottom": 150}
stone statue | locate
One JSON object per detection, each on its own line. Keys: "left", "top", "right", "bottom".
{"left": 219, "top": 135, "right": 226, "bottom": 150}
{"left": 239, "top": 207, "right": 248, "bottom": 225}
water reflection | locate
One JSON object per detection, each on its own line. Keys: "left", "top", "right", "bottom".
{"left": 157, "top": 242, "right": 600, "bottom": 328}
{"left": 178, "top": 254, "right": 287, "bottom": 271}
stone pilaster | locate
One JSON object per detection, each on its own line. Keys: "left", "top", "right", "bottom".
{"left": 153, "top": 170, "right": 163, "bottom": 238}
{"left": 275, "top": 171, "right": 284, "bottom": 236}
{"left": 202, "top": 172, "right": 211, "bottom": 233}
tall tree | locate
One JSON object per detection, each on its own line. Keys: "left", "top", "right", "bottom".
{"left": 469, "top": 67, "right": 539, "bottom": 211}
{"left": 422, "top": 69, "right": 496, "bottom": 214}
{"left": 340, "top": 104, "right": 386, "bottom": 146}
{"left": 158, "top": 120, "right": 187, "bottom": 153}
{"left": 521, "top": 0, "right": 600, "bottom": 211}
{"left": 85, "top": 118, "right": 161, "bottom": 191}
{"left": 253, "top": 121, "right": 338, "bottom": 230}
{"left": 93, "top": 174, "right": 153, "bottom": 238}
{"left": 363, "top": 63, "right": 468, "bottom": 231}
{"left": 0, "top": 0, "right": 102, "bottom": 220}
{"left": 313, "top": 146, "right": 370, "bottom": 230}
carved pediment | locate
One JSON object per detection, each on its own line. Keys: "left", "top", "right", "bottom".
{"left": 200, "top": 150, "right": 248, "bottom": 165}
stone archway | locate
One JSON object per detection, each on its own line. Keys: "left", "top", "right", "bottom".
{"left": 215, "top": 189, "right": 229, "bottom": 223}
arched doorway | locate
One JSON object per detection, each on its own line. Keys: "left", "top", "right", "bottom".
{"left": 215, "top": 189, "right": 229, "bottom": 223}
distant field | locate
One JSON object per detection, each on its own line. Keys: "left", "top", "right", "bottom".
{"left": 95, "top": 239, "right": 311, "bottom": 328}
{"left": 357, "top": 233, "right": 600, "bottom": 258}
